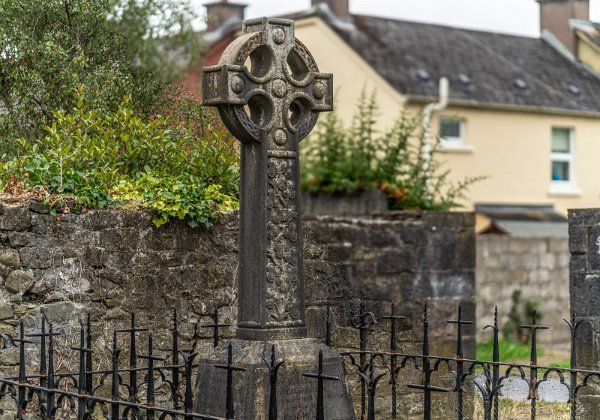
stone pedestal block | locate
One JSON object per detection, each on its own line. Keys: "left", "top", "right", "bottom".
{"left": 195, "top": 338, "right": 355, "bottom": 420}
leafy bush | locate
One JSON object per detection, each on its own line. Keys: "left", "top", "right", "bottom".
{"left": 0, "top": 89, "right": 239, "bottom": 228}
{"left": 300, "top": 91, "right": 480, "bottom": 210}
{"left": 503, "top": 289, "right": 542, "bottom": 344}
{"left": 0, "top": 0, "right": 201, "bottom": 149}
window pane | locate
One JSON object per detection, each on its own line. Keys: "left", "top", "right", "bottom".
{"left": 552, "top": 128, "right": 570, "bottom": 153}
{"left": 552, "top": 161, "right": 570, "bottom": 181}
{"left": 440, "top": 118, "right": 461, "bottom": 139}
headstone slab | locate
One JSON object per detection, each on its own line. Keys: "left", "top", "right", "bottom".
{"left": 203, "top": 17, "right": 333, "bottom": 341}
{"left": 195, "top": 339, "right": 355, "bottom": 420}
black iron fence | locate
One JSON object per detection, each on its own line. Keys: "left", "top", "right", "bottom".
{"left": 0, "top": 301, "right": 599, "bottom": 419}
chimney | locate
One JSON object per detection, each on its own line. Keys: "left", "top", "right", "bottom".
{"left": 538, "top": 0, "right": 589, "bottom": 54}
{"left": 205, "top": 0, "right": 247, "bottom": 32}
{"left": 312, "top": 0, "right": 350, "bottom": 19}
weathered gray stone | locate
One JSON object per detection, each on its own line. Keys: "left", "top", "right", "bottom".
{"left": 569, "top": 208, "right": 600, "bottom": 418}
{"left": 301, "top": 190, "right": 388, "bottom": 217}
{"left": 4, "top": 270, "right": 34, "bottom": 294}
{"left": 0, "top": 348, "right": 18, "bottom": 366}
{"left": 28, "top": 200, "right": 48, "bottom": 214}
{"left": 106, "top": 307, "right": 128, "bottom": 320}
{"left": 0, "top": 205, "right": 31, "bottom": 231}
{"left": 0, "top": 304, "right": 13, "bottom": 320}
{"left": 0, "top": 248, "right": 20, "bottom": 268}
{"left": 19, "top": 245, "right": 52, "bottom": 269}
{"left": 203, "top": 17, "right": 334, "bottom": 342}
{"left": 196, "top": 339, "right": 354, "bottom": 420}
{"left": 7, "top": 231, "right": 39, "bottom": 247}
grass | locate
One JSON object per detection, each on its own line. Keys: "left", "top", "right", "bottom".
{"left": 473, "top": 398, "right": 571, "bottom": 419}
{"left": 476, "top": 338, "right": 539, "bottom": 363}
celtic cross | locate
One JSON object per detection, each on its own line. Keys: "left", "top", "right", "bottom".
{"left": 203, "top": 17, "right": 333, "bottom": 340}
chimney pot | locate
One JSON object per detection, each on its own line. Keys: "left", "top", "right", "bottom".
{"left": 538, "top": 0, "right": 589, "bottom": 54}
{"left": 312, "top": 0, "right": 350, "bottom": 19}
{"left": 205, "top": 0, "right": 247, "bottom": 32}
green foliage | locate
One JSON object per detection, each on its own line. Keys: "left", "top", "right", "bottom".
{"left": 300, "top": 91, "right": 481, "bottom": 210}
{"left": 476, "top": 338, "right": 542, "bottom": 362}
{"left": 0, "top": 91, "right": 239, "bottom": 228}
{"left": 0, "top": 0, "right": 200, "bottom": 148}
{"left": 503, "top": 289, "right": 542, "bottom": 343}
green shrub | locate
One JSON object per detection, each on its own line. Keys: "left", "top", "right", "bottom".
{"left": 503, "top": 289, "right": 542, "bottom": 343}
{"left": 300, "top": 91, "right": 481, "bottom": 210}
{"left": 0, "top": 89, "right": 239, "bottom": 228}
{"left": 0, "top": 0, "right": 201, "bottom": 148}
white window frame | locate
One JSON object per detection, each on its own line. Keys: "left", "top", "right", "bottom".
{"left": 548, "top": 127, "right": 581, "bottom": 196}
{"left": 438, "top": 117, "right": 473, "bottom": 152}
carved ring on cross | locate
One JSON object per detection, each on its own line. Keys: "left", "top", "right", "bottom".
{"left": 203, "top": 18, "right": 333, "bottom": 145}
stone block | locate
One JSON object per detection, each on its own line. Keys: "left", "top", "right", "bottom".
{"left": 4, "top": 270, "right": 34, "bottom": 294}
{"left": 0, "top": 206, "right": 31, "bottom": 231}
{"left": 367, "top": 227, "right": 401, "bottom": 248}
{"left": 429, "top": 271, "right": 475, "bottom": 299}
{"left": 28, "top": 200, "right": 48, "bottom": 214}
{"left": 548, "top": 237, "right": 568, "bottom": 253}
{"left": 7, "top": 231, "right": 40, "bottom": 247}
{"left": 570, "top": 273, "right": 600, "bottom": 317}
{"left": 19, "top": 245, "right": 52, "bottom": 269}
{"left": 569, "top": 208, "right": 600, "bottom": 226}
{"left": 576, "top": 319, "right": 600, "bottom": 369}
{"left": 0, "top": 305, "right": 13, "bottom": 321}
{"left": 324, "top": 242, "right": 353, "bottom": 261}
{"left": 376, "top": 249, "right": 414, "bottom": 274}
{"left": 0, "top": 249, "right": 19, "bottom": 268}
{"left": 195, "top": 339, "right": 355, "bottom": 420}
{"left": 0, "top": 348, "right": 18, "bottom": 366}
{"left": 570, "top": 255, "right": 587, "bottom": 273}
{"left": 569, "top": 224, "right": 587, "bottom": 255}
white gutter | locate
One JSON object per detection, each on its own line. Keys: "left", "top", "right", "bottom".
{"left": 421, "top": 77, "right": 449, "bottom": 193}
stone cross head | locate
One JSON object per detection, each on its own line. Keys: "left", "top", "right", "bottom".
{"left": 203, "top": 17, "right": 333, "bottom": 145}
{"left": 202, "top": 17, "right": 333, "bottom": 341}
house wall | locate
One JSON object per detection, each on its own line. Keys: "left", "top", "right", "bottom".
{"left": 577, "top": 33, "right": 600, "bottom": 74}
{"left": 294, "top": 18, "right": 600, "bottom": 216}
{"left": 428, "top": 106, "right": 600, "bottom": 215}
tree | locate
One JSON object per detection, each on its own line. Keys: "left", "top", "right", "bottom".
{"left": 0, "top": 0, "right": 201, "bottom": 148}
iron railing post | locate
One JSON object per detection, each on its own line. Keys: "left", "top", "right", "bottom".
{"left": 447, "top": 304, "right": 473, "bottom": 420}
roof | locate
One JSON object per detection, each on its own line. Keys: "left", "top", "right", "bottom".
{"left": 282, "top": 5, "right": 600, "bottom": 116}
{"left": 480, "top": 220, "right": 568, "bottom": 237}
{"left": 475, "top": 204, "right": 567, "bottom": 236}
{"left": 475, "top": 204, "right": 567, "bottom": 222}
{"left": 333, "top": 15, "right": 600, "bottom": 115}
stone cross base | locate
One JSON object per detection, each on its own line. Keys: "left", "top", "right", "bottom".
{"left": 195, "top": 339, "right": 355, "bottom": 419}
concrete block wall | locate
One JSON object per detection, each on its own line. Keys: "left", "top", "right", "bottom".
{"left": 476, "top": 235, "right": 570, "bottom": 347}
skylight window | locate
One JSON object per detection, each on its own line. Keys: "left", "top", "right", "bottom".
{"left": 514, "top": 78, "right": 528, "bottom": 90}
{"left": 568, "top": 85, "right": 581, "bottom": 96}
{"left": 416, "top": 69, "right": 430, "bottom": 82}
{"left": 458, "top": 73, "right": 471, "bottom": 85}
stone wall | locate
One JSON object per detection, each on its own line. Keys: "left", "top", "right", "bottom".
{"left": 304, "top": 211, "right": 477, "bottom": 357}
{"left": 569, "top": 208, "right": 600, "bottom": 418}
{"left": 476, "top": 235, "right": 570, "bottom": 347}
{"left": 0, "top": 199, "right": 475, "bottom": 418}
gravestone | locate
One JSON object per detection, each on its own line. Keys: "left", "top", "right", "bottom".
{"left": 196, "top": 17, "right": 355, "bottom": 419}
{"left": 568, "top": 209, "right": 600, "bottom": 419}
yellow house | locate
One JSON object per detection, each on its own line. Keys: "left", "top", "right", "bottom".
{"left": 202, "top": 0, "right": 600, "bottom": 218}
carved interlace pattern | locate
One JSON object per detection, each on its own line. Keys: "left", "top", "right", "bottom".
{"left": 265, "top": 157, "right": 300, "bottom": 324}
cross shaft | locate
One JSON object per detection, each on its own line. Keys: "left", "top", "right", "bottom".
{"left": 203, "top": 17, "right": 333, "bottom": 340}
